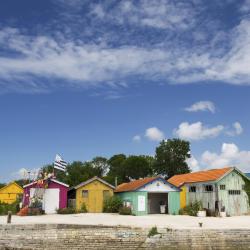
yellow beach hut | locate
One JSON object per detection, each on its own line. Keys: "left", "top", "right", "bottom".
{"left": 75, "top": 176, "right": 115, "bottom": 213}
{"left": 0, "top": 182, "right": 23, "bottom": 204}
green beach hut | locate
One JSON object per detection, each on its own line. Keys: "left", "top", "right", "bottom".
{"left": 115, "top": 177, "right": 180, "bottom": 216}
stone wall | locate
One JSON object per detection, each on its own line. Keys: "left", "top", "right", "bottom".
{"left": 0, "top": 224, "right": 250, "bottom": 250}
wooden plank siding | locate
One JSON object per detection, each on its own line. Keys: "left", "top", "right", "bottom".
{"left": 168, "top": 192, "right": 180, "bottom": 214}
{"left": 180, "top": 186, "right": 187, "bottom": 209}
{"left": 186, "top": 182, "right": 217, "bottom": 211}
{"left": 218, "top": 171, "right": 249, "bottom": 215}
{"left": 76, "top": 180, "right": 114, "bottom": 213}
{"left": 184, "top": 169, "right": 249, "bottom": 216}
{"left": 0, "top": 182, "right": 23, "bottom": 204}
{"left": 116, "top": 191, "right": 148, "bottom": 216}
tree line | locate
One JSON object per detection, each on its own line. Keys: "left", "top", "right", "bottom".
{"left": 12, "top": 139, "right": 192, "bottom": 188}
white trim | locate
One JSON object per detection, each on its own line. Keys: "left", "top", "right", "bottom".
{"left": 23, "top": 179, "right": 69, "bottom": 188}
{"left": 75, "top": 176, "right": 115, "bottom": 190}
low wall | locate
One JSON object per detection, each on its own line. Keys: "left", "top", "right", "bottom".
{"left": 0, "top": 224, "right": 250, "bottom": 250}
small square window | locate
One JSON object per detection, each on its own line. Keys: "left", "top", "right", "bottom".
{"left": 82, "top": 190, "right": 88, "bottom": 198}
{"left": 220, "top": 185, "right": 226, "bottom": 190}
{"left": 204, "top": 185, "right": 213, "bottom": 192}
{"left": 189, "top": 186, "right": 196, "bottom": 192}
{"left": 228, "top": 190, "right": 241, "bottom": 195}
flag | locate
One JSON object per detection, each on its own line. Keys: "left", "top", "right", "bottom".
{"left": 54, "top": 154, "right": 67, "bottom": 172}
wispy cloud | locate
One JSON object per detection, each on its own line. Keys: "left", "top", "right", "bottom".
{"left": 0, "top": 1, "right": 250, "bottom": 93}
{"left": 185, "top": 101, "right": 216, "bottom": 113}
{"left": 132, "top": 135, "right": 141, "bottom": 142}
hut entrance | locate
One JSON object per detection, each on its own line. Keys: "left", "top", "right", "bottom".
{"left": 148, "top": 193, "right": 168, "bottom": 214}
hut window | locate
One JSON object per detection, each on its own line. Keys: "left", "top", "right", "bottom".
{"left": 220, "top": 185, "right": 226, "bottom": 190}
{"left": 228, "top": 190, "right": 241, "bottom": 195}
{"left": 103, "top": 190, "right": 110, "bottom": 200}
{"left": 189, "top": 186, "right": 196, "bottom": 192}
{"left": 204, "top": 185, "right": 213, "bottom": 192}
{"left": 242, "top": 185, "right": 245, "bottom": 190}
{"left": 82, "top": 190, "right": 88, "bottom": 198}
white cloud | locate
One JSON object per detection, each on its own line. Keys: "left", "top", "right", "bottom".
{"left": 12, "top": 167, "right": 40, "bottom": 180}
{"left": 240, "top": 0, "right": 250, "bottom": 13}
{"left": 186, "top": 155, "right": 200, "bottom": 172}
{"left": 226, "top": 122, "right": 243, "bottom": 136}
{"left": 132, "top": 135, "right": 141, "bottom": 142}
{"left": 233, "top": 122, "right": 243, "bottom": 135}
{"left": 145, "top": 127, "right": 165, "bottom": 141}
{"left": 175, "top": 122, "right": 224, "bottom": 140}
{"left": 201, "top": 143, "right": 250, "bottom": 173}
{"left": 1, "top": 3, "right": 250, "bottom": 92}
{"left": 92, "top": 0, "right": 197, "bottom": 30}
{"left": 185, "top": 101, "right": 215, "bottom": 113}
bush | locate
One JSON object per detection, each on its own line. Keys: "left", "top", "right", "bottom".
{"left": 0, "top": 201, "right": 20, "bottom": 215}
{"left": 119, "top": 206, "right": 132, "bottom": 215}
{"left": 103, "top": 196, "right": 122, "bottom": 213}
{"left": 57, "top": 203, "right": 88, "bottom": 214}
{"left": 179, "top": 201, "right": 203, "bottom": 216}
{"left": 148, "top": 226, "right": 159, "bottom": 237}
{"left": 57, "top": 207, "right": 76, "bottom": 214}
{"left": 78, "top": 203, "right": 87, "bottom": 213}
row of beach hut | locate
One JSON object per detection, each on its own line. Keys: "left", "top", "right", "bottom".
{"left": 0, "top": 166, "right": 249, "bottom": 216}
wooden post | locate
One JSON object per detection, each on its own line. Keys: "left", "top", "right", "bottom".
{"left": 7, "top": 211, "right": 12, "bottom": 224}
{"left": 115, "top": 177, "right": 117, "bottom": 187}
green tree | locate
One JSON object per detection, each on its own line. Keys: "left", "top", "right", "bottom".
{"left": 154, "top": 139, "right": 191, "bottom": 178}
{"left": 91, "top": 156, "right": 109, "bottom": 176}
{"left": 66, "top": 161, "right": 101, "bottom": 187}
{"left": 107, "top": 154, "right": 127, "bottom": 185}
{"left": 123, "top": 155, "right": 152, "bottom": 180}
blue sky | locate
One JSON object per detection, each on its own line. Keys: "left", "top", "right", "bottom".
{"left": 0, "top": 0, "right": 250, "bottom": 181}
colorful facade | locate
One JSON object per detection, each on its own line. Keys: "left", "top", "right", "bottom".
{"left": 168, "top": 167, "right": 250, "bottom": 216}
{"left": 23, "top": 179, "right": 68, "bottom": 214}
{"left": 75, "top": 176, "right": 115, "bottom": 212}
{"left": 115, "top": 177, "right": 180, "bottom": 216}
{"left": 0, "top": 182, "right": 23, "bottom": 204}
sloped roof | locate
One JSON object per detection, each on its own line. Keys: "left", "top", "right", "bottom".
{"left": 168, "top": 167, "right": 233, "bottom": 187}
{"left": 114, "top": 176, "right": 179, "bottom": 192}
{"left": 74, "top": 176, "right": 115, "bottom": 190}
{"left": 0, "top": 182, "right": 23, "bottom": 193}
{"left": 23, "top": 178, "right": 69, "bottom": 188}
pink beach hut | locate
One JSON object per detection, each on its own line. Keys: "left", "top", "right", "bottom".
{"left": 23, "top": 179, "right": 68, "bottom": 214}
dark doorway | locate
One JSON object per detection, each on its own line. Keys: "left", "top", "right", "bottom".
{"left": 148, "top": 193, "right": 168, "bottom": 214}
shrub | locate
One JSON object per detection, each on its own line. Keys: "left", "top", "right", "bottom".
{"left": 103, "top": 196, "right": 122, "bottom": 213}
{"left": 57, "top": 207, "right": 76, "bottom": 214}
{"left": 0, "top": 201, "right": 20, "bottom": 215}
{"left": 78, "top": 203, "right": 87, "bottom": 213}
{"left": 148, "top": 226, "right": 159, "bottom": 237}
{"left": 119, "top": 206, "right": 132, "bottom": 215}
{"left": 179, "top": 201, "right": 203, "bottom": 216}
{"left": 57, "top": 203, "right": 88, "bottom": 214}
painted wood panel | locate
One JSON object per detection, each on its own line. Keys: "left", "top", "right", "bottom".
{"left": 76, "top": 180, "right": 113, "bottom": 212}
{"left": 116, "top": 191, "right": 148, "bottom": 216}
{"left": 0, "top": 182, "right": 23, "bottom": 204}
{"left": 180, "top": 186, "right": 187, "bottom": 208}
{"left": 138, "top": 179, "right": 178, "bottom": 192}
{"left": 168, "top": 192, "right": 180, "bottom": 215}
{"left": 186, "top": 182, "right": 217, "bottom": 210}
{"left": 218, "top": 170, "right": 249, "bottom": 216}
